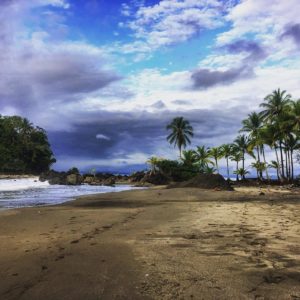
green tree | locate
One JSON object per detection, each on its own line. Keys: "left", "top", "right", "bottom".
{"left": 166, "top": 117, "right": 193, "bottom": 158}
{"left": 209, "top": 147, "right": 223, "bottom": 173}
{"left": 230, "top": 147, "right": 243, "bottom": 181}
{"left": 221, "top": 144, "right": 233, "bottom": 180}
{"left": 147, "top": 156, "right": 163, "bottom": 175}
{"left": 233, "top": 168, "right": 250, "bottom": 179}
{"left": 195, "top": 146, "right": 213, "bottom": 172}
{"left": 241, "top": 112, "right": 263, "bottom": 178}
{"left": 268, "top": 160, "right": 280, "bottom": 181}
{"left": 234, "top": 135, "right": 249, "bottom": 179}
{"left": 0, "top": 115, "right": 56, "bottom": 173}
{"left": 181, "top": 150, "right": 197, "bottom": 167}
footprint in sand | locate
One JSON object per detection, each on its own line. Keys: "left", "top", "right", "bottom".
{"left": 55, "top": 254, "right": 65, "bottom": 261}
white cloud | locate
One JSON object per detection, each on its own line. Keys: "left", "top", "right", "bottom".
{"left": 217, "top": 0, "right": 300, "bottom": 47}
{"left": 96, "top": 134, "right": 111, "bottom": 141}
{"left": 119, "top": 0, "right": 229, "bottom": 53}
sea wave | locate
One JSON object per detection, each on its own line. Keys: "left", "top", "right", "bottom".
{"left": 0, "top": 178, "right": 139, "bottom": 209}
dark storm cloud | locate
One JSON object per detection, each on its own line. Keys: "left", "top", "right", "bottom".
{"left": 150, "top": 100, "right": 166, "bottom": 109}
{"left": 224, "top": 40, "right": 267, "bottom": 62}
{"left": 191, "top": 66, "right": 252, "bottom": 89}
{"left": 281, "top": 23, "right": 300, "bottom": 47}
{"left": 172, "top": 100, "right": 192, "bottom": 105}
{"left": 48, "top": 106, "right": 247, "bottom": 171}
{"left": 0, "top": 50, "right": 122, "bottom": 112}
{"left": 191, "top": 40, "right": 267, "bottom": 89}
{"left": 0, "top": 0, "right": 125, "bottom": 116}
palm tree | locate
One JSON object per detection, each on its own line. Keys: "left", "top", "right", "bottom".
{"left": 241, "top": 112, "right": 263, "bottom": 178}
{"left": 260, "top": 88, "right": 292, "bottom": 121}
{"left": 234, "top": 168, "right": 250, "bottom": 179}
{"left": 284, "top": 134, "right": 300, "bottom": 181}
{"left": 221, "top": 144, "right": 233, "bottom": 180}
{"left": 260, "top": 89, "right": 292, "bottom": 179}
{"left": 147, "top": 156, "right": 162, "bottom": 175}
{"left": 234, "top": 135, "right": 249, "bottom": 178}
{"left": 166, "top": 117, "right": 193, "bottom": 158}
{"left": 181, "top": 150, "right": 197, "bottom": 167}
{"left": 230, "top": 146, "right": 243, "bottom": 181}
{"left": 251, "top": 161, "right": 267, "bottom": 180}
{"left": 195, "top": 146, "right": 213, "bottom": 172}
{"left": 268, "top": 160, "right": 280, "bottom": 181}
{"left": 291, "top": 99, "right": 300, "bottom": 133}
{"left": 260, "top": 124, "right": 282, "bottom": 179}
{"left": 209, "top": 147, "right": 223, "bottom": 173}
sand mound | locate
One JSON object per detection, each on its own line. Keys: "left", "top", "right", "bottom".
{"left": 168, "top": 173, "right": 233, "bottom": 191}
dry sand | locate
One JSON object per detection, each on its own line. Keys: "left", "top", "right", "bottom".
{"left": 0, "top": 187, "right": 299, "bottom": 300}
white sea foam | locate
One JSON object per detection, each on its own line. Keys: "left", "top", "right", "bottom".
{"left": 0, "top": 178, "right": 140, "bottom": 209}
{"left": 0, "top": 177, "right": 49, "bottom": 192}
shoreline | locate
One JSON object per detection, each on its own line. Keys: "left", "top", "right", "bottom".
{"left": 0, "top": 187, "right": 299, "bottom": 299}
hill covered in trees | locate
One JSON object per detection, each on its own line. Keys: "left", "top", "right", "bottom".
{"left": 0, "top": 116, "right": 56, "bottom": 174}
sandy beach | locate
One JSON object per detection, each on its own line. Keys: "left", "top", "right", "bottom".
{"left": 0, "top": 187, "right": 299, "bottom": 300}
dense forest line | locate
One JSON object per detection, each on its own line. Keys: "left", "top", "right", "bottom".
{"left": 148, "top": 89, "right": 300, "bottom": 182}
{"left": 0, "top": 116, "right": 56, "bottom": 174}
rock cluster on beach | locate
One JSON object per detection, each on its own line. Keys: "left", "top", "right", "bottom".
{"left": 39, "top": 169, "right": 233, "bottom": 192}
{"left": 168, "top": 173, "right": 233, "bottom": 191}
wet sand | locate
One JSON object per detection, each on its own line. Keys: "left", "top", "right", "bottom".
{"left": 0, "top": 187, "right": 299, "bottom": 299}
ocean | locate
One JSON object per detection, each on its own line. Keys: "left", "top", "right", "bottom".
{"left": 0, "top": 177, "right": 139, "bottom": 209}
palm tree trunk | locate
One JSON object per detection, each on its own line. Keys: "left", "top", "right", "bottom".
{"left": 179, "top": 145, "right": 182, "bottom": 159}
{"left": 262, "top": 146, "right": 270, "bottom": 181}
{"left": 236, "top": 161, "right": 239, "bottom": 181}
{"left": 291, "top": 150, "right": 294, "bottom": 181}
{"left": 279, "top": 140, "right": 285, "bottom": 179}
{"left": 274, "top": 146, "right": 281, "bottom": 180}
{"left": 287, "top": 149, "right": 291, "bottom": 182}
{"left": 215, "top": 158, "right": 219, "bottom": 173}
{"left": 226, "top": 157, "right": 230, "bottom": 181}
{"left": 242, "top": 150, "right": 245, "bottom": 180}
{"left": 256, "top": 146, "right": 262, "bottom": 179}
{"left": 285, "top": 149, "right": 289, "bottom": 181}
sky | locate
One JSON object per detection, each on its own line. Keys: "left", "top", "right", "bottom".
{"left": 1, "top": 0, "right": 300, "bottom": 173}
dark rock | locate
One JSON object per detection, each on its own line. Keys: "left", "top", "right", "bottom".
{"left": 66, "top": 173, "right": 83, "bottom": 185}
{"left": 103, "top": 177, "right": 115, "bottom": 186}
{"left": 39, "top": 170, "right": 67, "bottom": 185}
{"left": 168, "top": 173, "right": 233, "bottom": 191}
{"left": 140, "top": 172, "right": 170, "bottom": 185}
{"left": 83, "top": 176, "right": 95, "bottom": 184}
{"left": 40, "top": 169, "right": 82, "bottom": 185}
{"left": 129, "top": 171, "right": 146, "bottom": 183}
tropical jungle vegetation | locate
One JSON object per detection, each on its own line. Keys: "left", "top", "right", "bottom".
{"left": 149, "top": 89, "right": 300, "bottom": 182}
{"left": 0, "top": 115, "right": 56, "bottom": 174}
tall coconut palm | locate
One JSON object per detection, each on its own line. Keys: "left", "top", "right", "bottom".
{"left": 230, "top": 150, "right": 243, "bottom": 181}
{"left": 195, "top": 146, "right": 213, "bottom": 172}
{"left": 209, "top": 147, "right": 223, "bottom": 173}
{"left": 260, "top": 89, "right": 292, "bottom": 179}
{"left": 221, "top": 144, "right": 233, "bottom": 180}
{"left": 284, "top": 134, "right": 300, "bottom": 181}
{"left": 234, "top": 135, "right": 249, "bottom": 179}
{"left": 166, "top": 117, "right": 193, "bottom": 158}
{"left": 260, "top": 88, "right": 292, "bottom": 121}
{"left": 241, "top": 112, "right": 263, "bottom": 178}
{"left": 260, "top": 124, "right": 281, "bottom": 179}
{"left": 291, "top": 99, "right": 300, "bottom": 133}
